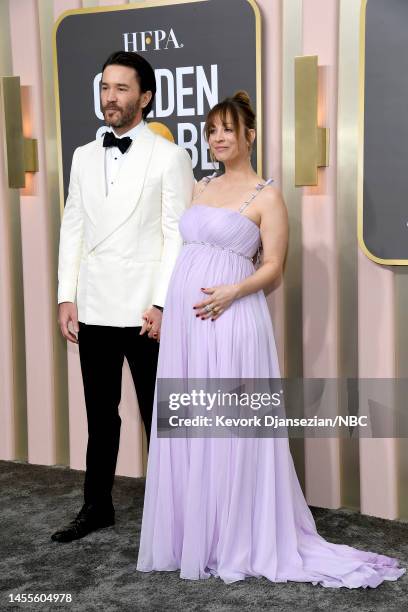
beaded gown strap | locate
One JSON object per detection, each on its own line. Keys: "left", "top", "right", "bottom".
{"left": 238, "top": 178, "right": 274, "bottom": 213}
{"left": 192, "top": 171, "right": 218, "bottom": 200}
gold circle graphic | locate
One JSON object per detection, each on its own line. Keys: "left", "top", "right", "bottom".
{"left": 148, "top": 122, "right": 175, "bottom": 143}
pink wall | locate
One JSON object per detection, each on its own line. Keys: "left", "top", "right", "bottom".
{"left": 257, "top": 0, "right": 285, "bottom": 370}
{"left": 301, "top": 0, "right": 341, "bottom": 508}
{"left": 358, "top": 252, "right": 398, "bottom": 518}
{"left": 9, "top": 0, "right": 57, "bottom": 465}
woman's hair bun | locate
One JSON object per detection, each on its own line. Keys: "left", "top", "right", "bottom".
{"left": 233, "top": 90, "right": 252, "bottom": 107}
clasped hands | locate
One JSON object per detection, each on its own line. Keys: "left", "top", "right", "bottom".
{"left": 59, "top": 285, "right": 237, "bottom": 347}
{"left": 140, "top": 306, "right": 163, "bottom": 341}
{"left": 193, "top": 284, "right": 239, "bottom": 320}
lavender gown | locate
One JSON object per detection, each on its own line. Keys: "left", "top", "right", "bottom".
{"left": 136, "top": 175, "right": 405, "bottom": 588}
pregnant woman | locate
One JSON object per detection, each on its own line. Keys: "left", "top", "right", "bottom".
{"left": 137, "top": 91, "right": 405, "bottom": 588}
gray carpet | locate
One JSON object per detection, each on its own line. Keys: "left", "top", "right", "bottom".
{"left": 0, "top": 460, "right": 407, "bottom": 612}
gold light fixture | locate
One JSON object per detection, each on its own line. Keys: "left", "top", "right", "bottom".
{"left": 295, "top": 55, "right": 329, "bottom": 186}
{"left": 0, "top": 76, "right": 38, "bottom": 188}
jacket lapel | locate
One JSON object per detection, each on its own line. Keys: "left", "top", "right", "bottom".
{"left": 89, "top": 124, "right": 156, "bottom": 251}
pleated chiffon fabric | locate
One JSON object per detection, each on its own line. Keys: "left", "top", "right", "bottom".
{"left": 136, "top": 199, "right": 406, "bottom": 588}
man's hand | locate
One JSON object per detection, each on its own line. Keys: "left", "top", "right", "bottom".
{"left": 58, "top": 302, "right": 79, "bottom": 344}
{"left": 140, "top": 306, "right": 162, "bottom": 342}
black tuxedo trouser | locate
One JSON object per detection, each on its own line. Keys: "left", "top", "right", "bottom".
{"left": 77, "top": 321, "right": 159, "bottom": 510}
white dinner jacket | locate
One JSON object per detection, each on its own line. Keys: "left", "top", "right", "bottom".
{"left": 57, "top": 122, "right": 195, "bottom": 326}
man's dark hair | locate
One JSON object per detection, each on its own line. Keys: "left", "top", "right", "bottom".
{"left": 102, "top": 51, "right": 156, "bottom": 120}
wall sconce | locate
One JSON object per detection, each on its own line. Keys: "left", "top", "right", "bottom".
{"left": 294, "top": 55, "right": 329, "bottom": 186}
{"left": 0, "top": 76, "right": 39, "bottom": 188}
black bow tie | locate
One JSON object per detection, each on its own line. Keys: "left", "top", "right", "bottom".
{"left": 103, "top": 131, "right": 132, "bottom": 154}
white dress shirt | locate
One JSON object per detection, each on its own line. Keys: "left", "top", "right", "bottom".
{"left": 104, "top": 120, "right": 146, "bottom": 196}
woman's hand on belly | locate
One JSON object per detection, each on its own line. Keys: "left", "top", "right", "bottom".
{"left": 193, "top": 284, "right": 240, "bottom": 321}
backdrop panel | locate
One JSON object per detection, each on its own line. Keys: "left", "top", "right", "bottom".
{"left": 360, "top": 0, "right": 408, "bottom": 263}
{"left": 54, "top": 0, "right": 261, "bottom": 204}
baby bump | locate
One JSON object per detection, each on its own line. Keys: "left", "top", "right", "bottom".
{"left": 165, "top": 246, "right": 264, "bottom": 324}
{"left": 171, "top": 244, "right": 255, "bottom": 292}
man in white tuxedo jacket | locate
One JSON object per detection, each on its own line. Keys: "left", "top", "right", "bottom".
{"left": 52, "top": 51, "right": 194, "bottom": 543}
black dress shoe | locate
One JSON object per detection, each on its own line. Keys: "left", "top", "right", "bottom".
{"left": 51, "top": 504, "right": 115, "bottom": 543}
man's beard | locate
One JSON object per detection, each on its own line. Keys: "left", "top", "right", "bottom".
{"left": 103, "top": 99, "right": 141, "bottom": 128}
